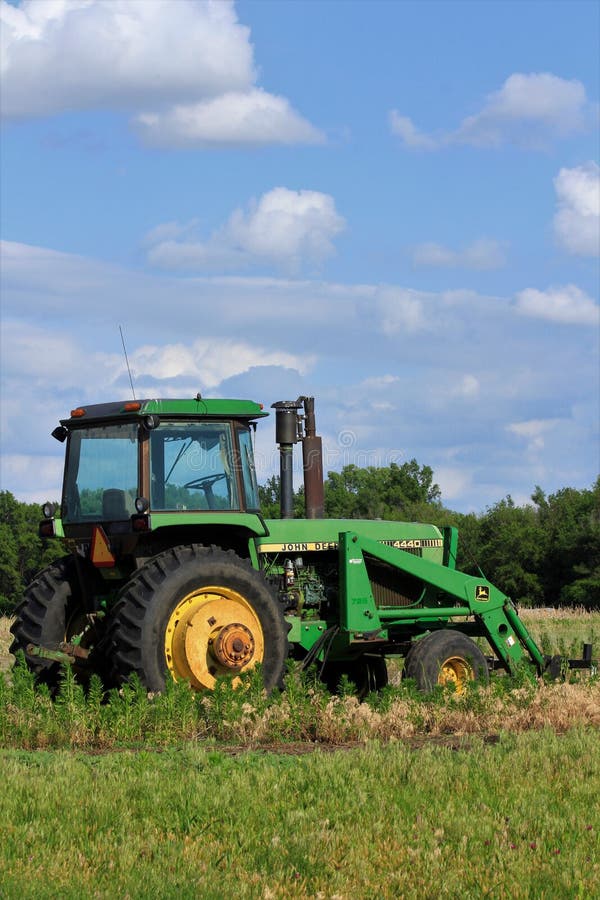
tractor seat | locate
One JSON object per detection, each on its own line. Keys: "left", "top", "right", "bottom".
{"left": 102, "top": 489, "right": 133, "bottom": 520}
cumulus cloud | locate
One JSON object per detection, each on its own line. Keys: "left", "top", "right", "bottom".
{"left": 0, "top": 0, "right": 321, "bottom": 147}
{"left": 412, "top": 238, "right": 506, "bottom": 270}
{"left": 146, "top": 187, "right": 346, "bottom": 272}
{"left": 129, "top": 339, "right": 313, "bottom": 389}
{"left": 1, "top": 239, "right": 598, "bottom": 511}
{"left": 388, "top": 111, "right": 436, "bottom": 150}
{"left": 134, "top": 89, "right": 324, "bottom": 148}
{"left": 390, "top": 72, "right": 593, "bottom": 150}
{"left": 515, "top": 285, "right": 599, "bottom": 326}
{"left": 553, "top": 162, "right": 600, "bottom": 256}
{"left": 507, "top": 419, "right": 561, "bottom": 452}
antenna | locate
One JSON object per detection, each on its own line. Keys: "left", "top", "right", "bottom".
{"left": 119, "top": 325, "right": 136, "bottom": 400}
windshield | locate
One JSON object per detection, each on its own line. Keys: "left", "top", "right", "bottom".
{"left": 63, "top": 423, "right": 139, "bottom": 522}
{"left": 149, "top": 422, "right": 239, "bottom": 510}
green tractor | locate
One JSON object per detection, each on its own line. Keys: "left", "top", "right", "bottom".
{"left": 10, "top": 395, "right": 595, "bottom": 694}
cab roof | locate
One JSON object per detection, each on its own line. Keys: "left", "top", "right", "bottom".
{"left": 61, "top": 397, "right": 268, "bottom": 425}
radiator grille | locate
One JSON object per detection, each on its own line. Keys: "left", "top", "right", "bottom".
{"left": 366, "top": 553, "right": 424, "bottom": 608}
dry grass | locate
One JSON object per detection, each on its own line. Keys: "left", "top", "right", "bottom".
{"left": 0, "top": 617, "right": 12, "bottom": 674}
{"left": 520, "top": 606, "right": 600, "bottom": 621}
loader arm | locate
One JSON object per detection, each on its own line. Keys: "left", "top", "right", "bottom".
{"left": 339, "top": 531, "right": 547, "bottom": 675}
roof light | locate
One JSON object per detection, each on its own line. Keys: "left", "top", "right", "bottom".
{"left": 123, "top": 402, "right": 141, "bottom": 412}
{"left": 42, "top": 501, "right": 56, "bottom": 519}
{"left": 71, "top": 407, "right": 86, "bottom": 418}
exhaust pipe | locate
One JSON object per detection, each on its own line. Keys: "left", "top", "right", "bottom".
{"left": 302, "top": 397, "right": 324, "bottom": 519}
{"left": 272, "top": 397, "right": 324, "bottom": 519}
{"left": 272, "top": 400, "right": 302, "bottom": 519}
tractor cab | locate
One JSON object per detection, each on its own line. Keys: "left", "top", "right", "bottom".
{"left": 45, "top": 398, "right": 268, "bottom": 549}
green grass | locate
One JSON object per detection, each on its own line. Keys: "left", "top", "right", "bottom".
{"left": 1, "top": 612, "right": 598, "bottom": 898}
{"left": 1, "top": 654, "right": 599, "bottom": 752}
{"left": 1, "top": 731, "right": 598, "bottom": 899}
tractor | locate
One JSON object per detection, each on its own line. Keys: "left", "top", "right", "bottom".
{"left": 10, "top": 395, "right": 595, "bottom": 694}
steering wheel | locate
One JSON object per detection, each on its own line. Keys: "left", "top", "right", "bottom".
{"left": 183, "top": 473, "right": 227, "bottom": 490}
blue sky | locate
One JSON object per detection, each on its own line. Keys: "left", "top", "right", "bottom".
{"left": 1, "top": 0, "right": 598, "bottom": 512}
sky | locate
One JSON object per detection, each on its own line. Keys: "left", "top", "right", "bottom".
{"left": 0, "top": 0, "right": 598, "bottom": 513}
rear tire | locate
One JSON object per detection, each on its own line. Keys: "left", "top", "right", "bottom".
{"left": 107, "top": 545, "right": 288, "bottom": 693}
{"left": 9, "top": 556, "right": 102, "bottom": 690}
{"left": 404, "top": 630, "right": 488, "bottom": 693}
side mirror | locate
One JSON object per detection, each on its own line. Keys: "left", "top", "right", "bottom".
{"left": 52, "top": 426, "right": 68, "bottom": 442}
{"left": 143, "top": 415, "right": 160, "bottom": 431}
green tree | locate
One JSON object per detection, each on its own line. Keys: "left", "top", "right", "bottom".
{"left": 473, "top": 496, "right": 545, "bottom": 605}
{"left": 324, "top": 461, "right": 441, "bottom": 520}
{"left": 533, "top": 479, "right": 600, "bottom": 607}
{"left": 0, "top": 491, "right": 64, "bottom": 613}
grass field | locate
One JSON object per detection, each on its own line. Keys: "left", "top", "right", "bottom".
{"left": 1, "top": 731, "right": 599, "bottom": 899}
{"left": 1, "top": 610, "right": 598, "bottom": 898}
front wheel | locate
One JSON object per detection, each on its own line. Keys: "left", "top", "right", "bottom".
{"left": 403, "top": 630, "right": 489, "bottom": 693}
{"left": 107, "top": 545, "right": 289, "bottom": 692}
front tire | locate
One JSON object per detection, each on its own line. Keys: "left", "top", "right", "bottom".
{"left": 403, "top": 630, "right": 489, "bottom": 693}
{"left": 108, "top": 545, "right": 288, "bottom": 692}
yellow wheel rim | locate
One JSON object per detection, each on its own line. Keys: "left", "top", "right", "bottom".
{"left": 164, "top": 586, "right": 265, "bottom": 690}
{"left": 438, "top": 656, "right": 474, "bottom": 694}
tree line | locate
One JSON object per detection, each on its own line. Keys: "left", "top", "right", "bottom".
{"left": 260, "top": 462, "right": 600, "bottom": 608}
{"left": 1, "top": 464, "right": 598, "bottom": 613}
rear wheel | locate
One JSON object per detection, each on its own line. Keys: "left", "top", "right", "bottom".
{"left": 404, "top": 630, "right": 488, "bottom": 693}
{"left": 108, "top": 545, "right": 288, "bottom": 692}
{"left": 9, "top": 556, "right": 103, "bottom": 690}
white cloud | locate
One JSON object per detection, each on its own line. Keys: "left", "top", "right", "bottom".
{"left": 456, "top": 72, "right": 589, "bottom": 147}
{"left": 412, "top": 238, "right": 506, "bottom": 270}
{"left": 134, "top": 89, "right": 324, "bottom": 148}
{"left": 377, "top": 287, "right": 427, "bottom": 335}
{"left": 553, "top": 162, "right": 600, "bottom": 257}
{"left": 507, "top": 419, "right": 561, "bottom": 452}
{"left": 1, "top": 240, "right": 598, "bottom": 512}
{"left": 0, "top": 0, "right": 253, "bottom": 116}
{"left": 388, "top": 111, "right": 436, "bottom": 150}
{"left": 146, "top": 187, "right": 346, "bottom": 272}
{"left": 129, "top": 340, "right": 314, "bottom": 389}
{"left": 0, "top": 455, "right": 65, "bottom": 504}
{"left": 454, "top": 375, "right": 480, "bottom": 398}
{"left": 390, "top": 72, "right": 593, "bottom": 150}
{"left": 0, "top": 0, "right": 321, "bottom": 147}
{"left": 515, "top": 285, "right": 600, "bottom": 326}
{"left": 433, "top": 467, "right": 473, "bottom": 501}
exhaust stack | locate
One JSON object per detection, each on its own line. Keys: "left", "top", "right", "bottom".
{"left": 302, "top": 397, "right": 324, "bottom": 519}
{"left": 272, "top": 397, "right": 324, "bottom": 519}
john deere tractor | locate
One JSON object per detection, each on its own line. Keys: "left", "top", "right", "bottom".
{"left": 10, "top": 395, "right": 595, "bottom": 694}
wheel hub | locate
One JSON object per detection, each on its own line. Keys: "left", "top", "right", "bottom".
{"left": 164, "top": 586, "right": 265, "bottom": 691}
{"left": 439, "top": 656, "right": 473, "bottom": 693}
{"left": 211, "top": 623, "right": 255, "bottom": 669}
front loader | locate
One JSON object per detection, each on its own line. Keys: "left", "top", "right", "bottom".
{"left": 10, "top": 395, "right": 596, "bottom": 695}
